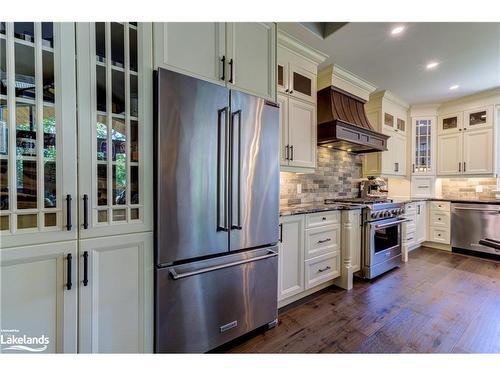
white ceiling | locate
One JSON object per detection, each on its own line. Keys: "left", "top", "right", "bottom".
{"left": 279, "top": 22, "right": 500, "bottom": 105}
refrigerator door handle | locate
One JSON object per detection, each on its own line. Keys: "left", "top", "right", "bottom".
{"left": 231, "top": 109, "right": 242, "bottom": 230}
{"left": 217, "top": 107, "right": 229, "bottom": 232}
{"left": 168, "top": 249, "right": 278, "bottom": 280}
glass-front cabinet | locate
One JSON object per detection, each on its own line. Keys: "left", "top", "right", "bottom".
{"left": 464, "top": 105, "right": 493, "bottom": 130}
{"left": 411, "top": 117, "right": 434, "bottom": 175}
{"left": 76, "top": 22, "right": 152, "bottom": 238}
{"left": 438, "top": 112, "right": 462, "bottom": 134}
{"left": 0, "top": 22, "right": 77, "bottom": 248}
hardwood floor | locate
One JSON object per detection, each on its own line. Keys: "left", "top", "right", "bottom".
{"left": 221, "top": 247, "right": 500, "bottom": 353}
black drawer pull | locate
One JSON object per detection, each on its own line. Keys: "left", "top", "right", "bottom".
{"left": 317, "top": 238, "right": 331, "bottom": 244}
{"left": 66, "top": 253, "right": 72, "bottom": 290}
{"left": 66, "top": 194, "right": 72, "bottom": 231}
{"left": 279, "top": 223, "right": 283, "bottom": 243}
{"left": 83, "top": 251, "right": 89, "bottom": 286}
{"left": 83, "top": 194, "right": 89, "bottom": 229}
{"left": 318, "top": 266, "right": 331, "bottom": 273}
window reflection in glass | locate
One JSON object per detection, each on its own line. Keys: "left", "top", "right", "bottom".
{"left": 111, "top": 23, "right": 124, "bottom": 68}
{"left": 16, "top": 102, "right": 36, "bottom": 157}
{"left": 129, "top": 27, "right": 137, "bottom": 72}
{"left": 130, "top": 74, "right": 138, "bottom": 117}
{"left": 17, "top": 159, "right": 37, "bottom": 209}
{"left": 469, "top": 111, "right": 487, "bottom": 126}
{"left": 112, "top": 70, "right": 125, "bottom": 115}
{"left": 14, "top": 23, "right": 34, "bottom": 42}
{"left": 42, "top": 50, "right": 55, "bottom": 103}
{"left": 130, "top": 165, "right": 138, "bottom": 204}
{"left": 95, "top": 22, "right": 106, "bottom": 63}
{"left": 15, "top": 43, "right": 36, "bottom": 99}
{"left": 1, "top": 39, "right": 7, "bottom": 96}
{"left": 130, "top": 120, "right": 138, "bottom": 162}
{"left": 1, "top": 158, "right": 8, "bottom": 211}
{"left": 96, "top": 114, "right": 107, "bottom": 161}
{"left": 17, "top": 213, "right": 37, "bottom": 229}
{"left": 112, "top": 117, "right": 126, "bottom": 161}
{"left": 96, "top": 65, "right": 106, "bottom": 112}
{"left": 97, "top": 164, "right": 107, "bottom": 206}
{"left": 43, "top": 106, "right": 56, "bottom": 208}
{"left": 41, "top": 23, "right": 54, "bottom": 48}
{"left": 0, "top": 99, "right": 8, "bottom": 156}
{"left": 0, "top": 22, "right": 6, "bottom": 35}
{"left": 113, "top": 164, "right": 126, "bottom": 205}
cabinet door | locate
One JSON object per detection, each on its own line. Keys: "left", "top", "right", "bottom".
{"left": 0, "top": 22, "right": 77, "bottom": 248}
{"left": 415, "top": 202, "right": 427, "bottom": 243}
{"left": 278, "top": 215, "right": 304, "bottom": 301}
{"left": 76, "top": 23, "right": 153, "bottom": 239}
{"left": 463, "top": 128, "right": 493, "bottom": 175}
{"left": 438, "top": 112, "right": 462, "bottom": 135}
{"left": 289, "top": 63, "right": 316, "bottom": 103}
{"left": 437, "top": 133, "right": 462, "bottom": 175}
{"left": 277, "top": 58, "right": 289, "bottom": 94}
{"left": 412, "top": 117, "right": 434, "bottom": 175}
{"left": 393, "top": 133, "right": 406, "bottom": 175}
{"left": 79, "top": 232, "right": 153, "bottom": 353}
{"left": 226, "top": 22, "right": 276, "bottom": 101}
{"left": 277, "top": 93, "right": 289, "bottom": 166}
{"left": 0, "top": 241, "right": 77, "bottom": 353}
{"left": 152, "top": 23, "right": 225, "bottom": 85}
{"left": 288, "top": 97, "right": 316, "bottom": 169}
{"left": 464, "top": 106, "right": 493, "bottom": 131}
{"left": 381, "top": 129, "right": 395, "bottom": 175}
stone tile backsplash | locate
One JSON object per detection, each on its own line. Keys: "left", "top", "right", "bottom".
{"left": 280, "top": 147, "right": 362, "bottom": 206}
{"left": 439, "top": 177, "right": 499, "bottom": 199}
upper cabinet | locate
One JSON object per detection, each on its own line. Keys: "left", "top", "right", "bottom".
{"left": 411, "top": 117, "right": 436, "bottom": 175}
{"left": 438, "top": 112, "right": 462, "bottom": 135}
{"left": 464, "top": 105, "right": 493, "bottom": 130}
{"left": 278, "top": 31, "right": 327, "bottom": 172}
{"left": 363, "top": 90, "right": 409, "bottom": 177}
{"left": 153, "top": 22, "right": 276, "bottom": 101}
{"left": 0, "top": 23, "right": 78, "bottom": 248}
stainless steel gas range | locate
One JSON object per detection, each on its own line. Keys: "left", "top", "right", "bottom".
{"left": 327, "top": 198, "right": 406, "bottom": 279}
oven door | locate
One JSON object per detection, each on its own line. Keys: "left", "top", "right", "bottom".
{"left": 367, "top": 217, "right": 404, "bottom": 266}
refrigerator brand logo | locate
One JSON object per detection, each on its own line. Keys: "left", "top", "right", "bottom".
{"left": 0, "top": 329, "right": 49, "bottom": 352}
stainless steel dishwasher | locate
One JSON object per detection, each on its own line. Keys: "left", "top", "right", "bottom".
{"left": 451, "top": 202, "right": 500, "bottom": 256}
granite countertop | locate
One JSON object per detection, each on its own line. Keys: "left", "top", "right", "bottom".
{"left": 280, "top": 202, "right": 365, "bottom": 216}
{"left": 391, "top": 197, "right": 500, "bottom": 205}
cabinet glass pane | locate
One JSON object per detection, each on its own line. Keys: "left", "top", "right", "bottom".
{"left": 42, "top": 50, "right": 55, "bottom": 103}
{"left": 44, "top": 212, "right": 56, "bottom": 227}
{"left": 111, "top": 70, "right": 125, "bottom": 115}
{"left": 1, "top": 39, "right": 6, "bottom": 95}
{"left": 112, "top": 117, "right": 126, "bottom": 161}
{"left": 17, "top": 213, "right": 37, "bottom": 229}
{"left": 1, "top": 159, "right": 7, "bottom": 210}
{"left": 96, "top": 114, "right": 107, "bottom": 161}
{"left": 442, "top": 116, "right": 457, "bottom": 130}
{"left": 469, "top": 111, "right": 487, "bottom": 126}
{"left": 14, "top": 23, "right": 34, "bottom": 42}
{"left": 16, "top": 102, "right": 36, "bottom": 157}
{"left": 0, "top": 214, "right": 8, "bottom": 230}
{"left": 130, "top": 74, "right": 138, "bottom": 118}
{"left": 16, "top": 159, "right": 37, "bottom": 209}
{"left": 277, "top": 65, "right": 283, "bottom": 87}
{"left": 96, "top": 65, "right": 106, "bottom": 112}
{"left": 41, "top": 23, "right": 54, "bottom": 48}
{"left": 43, "top": 106, "right": 56, "bottom": 208}
{"left": 384, "top": 113, "right": 394, "bottom": 127}
{"left": 14, "top": 43, "right": 36, "bottom": 99}
{"left": 397, "top": 118, "right": 405, "bottom": 131}
{"left": 95, "top": 22, "right": 106, "bottom": 63}
{"left": 293, "top": 72, "right": 311, "bottom": 96}
{"left": 0, "top": 23, "right": 5, "bottom": 35}
{"left": 131, "top": 207, "right": 139, "bottom": 220}
{"left": 97, "top": 164, "right": 108, "bottom": 206}
{"left": 130, "top": 165, "right": 138, "bottom": 204}
{"left": 97, "top": 209, "right": 108, "bottom": 223}
{"left": 129, "top": 28, "right": 137, "bottom": 72}
{"left": 0, "top": 99, "right": 8, "bottom": 155}
{"left": 112, "top": 208, "right": 126, "bottom": 221}
{"left": 130, "top": 120, "right": 138, "bottom": 162}
{"left": 113, "top": 164, "right": 126, "bottom": 205}
{"left": 110, "top": 23, "right": 124, "bottom": 68}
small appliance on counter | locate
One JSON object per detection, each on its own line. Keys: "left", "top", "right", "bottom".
{"left": 360, "top": 176, "right": 389, "bottom": 200}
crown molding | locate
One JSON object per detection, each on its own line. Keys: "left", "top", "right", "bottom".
{"left": 369, "top": 90, "right": 409, "bottom": 109}
{"left": 277, "top": 30, "right": 328, "bottom": 65}
{"left": 318, "top": 64, "right": 377, "bottom": 102}
{"left": 437, "top": 87, "right": 500, "bottom": 109}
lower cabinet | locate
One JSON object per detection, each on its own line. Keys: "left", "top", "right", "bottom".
{"left": 0, "top": 241, "right": 78, "bottom": 353}
{"left": 415, "top": 201, "right": 427, "bottom": 244}
{"left": 427, "top": 201, "right": 451, "bottom": 247}
{"left": 402, "top": 201, "right": 427, "bottom": 259}
{"left": 79, "top": 232, "right": 154, "bottom": 353}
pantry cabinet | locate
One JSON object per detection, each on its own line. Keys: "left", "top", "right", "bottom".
{"left": 0, "top": 241, "right": 78, "bottom": 353}
{"left": 411, "top": 117, "right": 436, "bottom": 175}
{"left": 78, "top": 232, "right": 153, "bottom": 353}
{"left": 153, "top": 22, "right": 276, "bottom": 101}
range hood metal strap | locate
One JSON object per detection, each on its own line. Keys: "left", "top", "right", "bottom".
{"left": 168, "top": 250, "right": 278, "bottom": 280}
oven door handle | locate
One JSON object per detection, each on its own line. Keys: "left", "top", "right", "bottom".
{"left": 373, "top": 219, "right": 409, "bottom": 229}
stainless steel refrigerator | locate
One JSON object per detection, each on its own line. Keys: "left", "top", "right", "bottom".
{"left": 154, "top": 68, "right": 280, "bottom": 353}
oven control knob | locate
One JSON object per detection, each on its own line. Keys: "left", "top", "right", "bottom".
{"left": 392, "top": 209, "right": 398, "bottom": 215}
{"left": 371, "top": 212, "right": 377, "bottom": 219}
{"left": 383, "top": 211, "right": 389, "bottom": 217}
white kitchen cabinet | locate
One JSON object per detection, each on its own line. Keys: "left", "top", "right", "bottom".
{"left": 0, "top": 22, "right": 78, "bottom": 248}
{"left": 287, "top": 97, "right": 317, "bottom": 169}
{"left": 76, "top": 22, "right": 153, "bottom": 239}
{"left": 427, "top": 201, "right": 451, "bottom": 246}
{"left": 438, "top": 112, "right": 462, "bottom": 135}
{"left": 278, "top": 93, "right": 289, "bottom": 165}
{"left": 411, "top": 117, "right": 436, "bottom": 175}
{"left": 152, "top": 23, "right": 225, "bottom": 85}
{"left": 437, "top": 133, "right": 462, "bottom": 175}
{"left": 0, "top": 241, "right": 78, "bottom": 353}
{"left": 415, "top": 201, "right": 427, "bottom": 244}
{"left": 278, "top": 215, "right": 305, "bottom": 301}
{"left": 464, "top": 105, "right": 493, "bottom": 131}
{"left": 153, "top": 22, "right": 276, "bottom": 101}
{"left": 411, "top": 176, "right": 435, "bottom": 198}
{"left": 463, "top": 128, "right": 493, "bottom": 174}
{"left": 78, "top": 232, "right": 153, "bottom": 353}
{"left": 226, "top": 22, "right": 276, "bottom": 100}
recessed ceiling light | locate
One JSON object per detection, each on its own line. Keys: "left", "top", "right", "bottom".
{"left": 449, "top": 85, "right": 459, "bottom": 90}
{"left": 391, "top": 25, "right": 405, "bottom": 35}
{"left": 327, "top": 145, "right": 333, "bottom": 148}
{"left": 426, "top": 61, "right": 439, "bottom": 70}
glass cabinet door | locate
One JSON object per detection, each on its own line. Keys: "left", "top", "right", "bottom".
{"left": 289, "top": 64, "right": 316, "bottom": 103}
{"left": 438, "top": 112, "right": 462, "bottom": 134}
{"left": 77, "top": 23, "right": 152, "bottom": 238}
{"left": 413, "top": 118, "right": 432, "bottom": 174}
{"left": 1, "top": 23, "right": 77, "bottom": 248}
{"left": 464, "top": 106, "right": 492, "bottom": 130}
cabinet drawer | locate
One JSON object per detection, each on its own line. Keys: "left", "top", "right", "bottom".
{"left": 429, "top": 201, "right": 450, "bottom": 212}
{"left": 429, "top": 227, "right": 450, "bottom": 244}
{"left": 304, "top": 252, "right": 340, "bottom": 289}
{"left": 430, "top": 211, "right": 450, "bottom": 227}
{"left": 305, "top": 224, "right": 340, "bottom": 260}
{"left": 305, "top": 211, "right": 340, "bottom": 228}
{"left": 411, "top": 177, "right": 434, "bottom": 197}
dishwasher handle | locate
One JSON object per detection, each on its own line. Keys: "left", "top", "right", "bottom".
{"left": 453, "top": 207, "right": 500, "bottom": 213}
{"left": 479, "top": 238, "right": 500, "bottom": 251}
{"left": 169, "top": 250, "right": 278, "bottom": 280}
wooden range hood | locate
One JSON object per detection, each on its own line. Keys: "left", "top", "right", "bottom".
{"left": 317, "top": 86, "right": 389, "bottom": 153}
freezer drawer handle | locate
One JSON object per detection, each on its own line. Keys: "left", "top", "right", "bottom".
{"left": 168, "top": 250, "right": 278, "bottom": 280}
